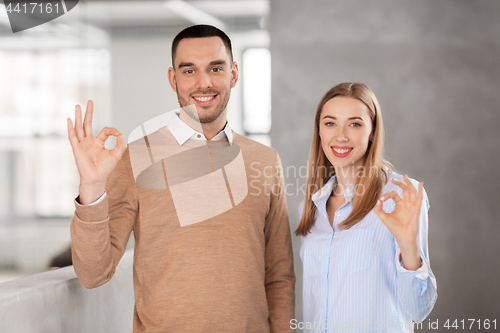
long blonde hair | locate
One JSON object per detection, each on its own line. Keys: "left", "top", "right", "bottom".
{"left": 295, "top": 82, "right": 393, "bottom": 235}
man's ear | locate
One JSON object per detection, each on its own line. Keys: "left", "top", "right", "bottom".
{"left": 168, "top": 67, "right": 177, "bottom": 92}
{"left": 230, "top": 61, "right": 239, "bottom": 88}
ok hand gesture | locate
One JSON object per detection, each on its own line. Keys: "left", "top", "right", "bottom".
{"left": 67, "top": 100, "right": 127, "bottom": 204}
{"left": 373, "top": 175, "right": 424, "bottom": 270}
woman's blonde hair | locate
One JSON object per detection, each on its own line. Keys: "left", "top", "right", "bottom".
{"left": 295, "top": 82, "right": 393, "bottom": 235}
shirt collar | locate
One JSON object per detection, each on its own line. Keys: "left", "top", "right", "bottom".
{"left": 167, "top": 112, "right": 233, "bottom": 146}
{"left": 311, "top": 175, "right": 355, "bottom": 204}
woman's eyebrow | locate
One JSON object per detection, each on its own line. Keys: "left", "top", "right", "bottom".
{"left": 322, "top": 116, "right": 364, "bottom": 121}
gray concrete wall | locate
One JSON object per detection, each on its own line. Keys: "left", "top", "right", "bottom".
{"left": 0, "top": 250, "right": 134, "bottom": 333}
{"left": 270, "top": 0, "right": 500, "bottom": 330}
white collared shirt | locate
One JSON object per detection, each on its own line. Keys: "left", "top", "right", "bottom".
{"left": 167, "top": 112, "right": 233, "bottom": 145}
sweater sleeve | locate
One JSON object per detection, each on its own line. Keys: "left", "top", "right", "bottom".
{"left": 70, "top": 149, "right": 138, "bottom": 289}
{"left": 264, "top": 151, "right": 296, "bottom": 333}
{"left": 395, "top": 186, "right": 438, "bottom": 322}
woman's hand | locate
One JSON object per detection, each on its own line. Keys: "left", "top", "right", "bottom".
{"left": 67, "top": 100, "right": 127, "bottom": 204}
{"left": 373, "top": 175, "right": 424, "bottom": 270}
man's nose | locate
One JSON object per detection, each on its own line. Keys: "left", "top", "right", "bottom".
{"left": 196, "top": 72, "right": 212, "bottom": 90}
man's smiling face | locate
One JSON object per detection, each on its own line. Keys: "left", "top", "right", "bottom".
{"left": 169, "top": 36, "right": 238, "bottom": 124}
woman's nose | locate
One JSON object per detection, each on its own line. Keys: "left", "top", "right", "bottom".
{"left": 336, "top": 128, "right": 348, "bottom": 142}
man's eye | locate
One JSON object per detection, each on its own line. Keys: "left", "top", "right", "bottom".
{"left": 184, "top": 69, "right": 194, "bottom": 74}
{"left": 211, "top": 67, "right": 222, "bottom": 72}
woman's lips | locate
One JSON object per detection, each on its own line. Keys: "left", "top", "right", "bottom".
{"left": 331, "top": 147, "right": 353, "bottom": 157}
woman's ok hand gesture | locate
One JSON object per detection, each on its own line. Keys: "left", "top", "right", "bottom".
{"left": 373, "top": 175, "right": 424, "bottom": 270}
{"left": 67, "top": 100, "right": 127, "bottom": 204}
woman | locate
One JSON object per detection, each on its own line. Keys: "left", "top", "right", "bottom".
{"left": 297, "top": 83, "right": 437, "bottom": 332}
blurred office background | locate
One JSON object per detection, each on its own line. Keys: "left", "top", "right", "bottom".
{"left": 0, "top": 0, "right": 499, "bottom": 332}
{"left": 0, "top": 0, "right": 271, "bottom": 281}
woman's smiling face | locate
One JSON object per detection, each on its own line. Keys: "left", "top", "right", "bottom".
{"left": 319, "top": 96, "right": 373, "bottom": 170}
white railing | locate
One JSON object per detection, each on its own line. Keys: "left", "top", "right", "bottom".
{"left": 0, "top": 250, "right": 134, "bottom": 333}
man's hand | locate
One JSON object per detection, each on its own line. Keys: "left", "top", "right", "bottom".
{"left": 67, "top": 100, "right": 127, "bottom": 205}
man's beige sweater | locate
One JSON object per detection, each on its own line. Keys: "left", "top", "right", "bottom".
{"left": 70, "top": 130, "right": 295, "bottom": 333}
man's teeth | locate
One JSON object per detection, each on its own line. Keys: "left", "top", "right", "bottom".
{"left": 333, "top": 148, "right": 353, "bottom": 154}
{"left": 193, "top": 96, "right": 215, "bottom": 102}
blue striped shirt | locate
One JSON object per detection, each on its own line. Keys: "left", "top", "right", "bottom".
{"left": 299, "top": 171, "right": 437, "bottom": 333}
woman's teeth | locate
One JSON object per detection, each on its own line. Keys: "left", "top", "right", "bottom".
{"left": 333, "top": 148, "right": 353, "bottom": 154}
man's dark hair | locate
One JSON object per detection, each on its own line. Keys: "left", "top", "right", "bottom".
{"left": 171, "top": 24, "right": 233, "bottom": 67}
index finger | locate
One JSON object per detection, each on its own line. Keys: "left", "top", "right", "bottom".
{"left": 83, "top": 100, "right": 94, "bottom": 138}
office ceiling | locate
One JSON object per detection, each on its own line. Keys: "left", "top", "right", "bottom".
{"left": 0, "top": 0, "right": 269, "bottom": 47}
{"left": 84, "top": 1, "right": 268, "bottom": 29}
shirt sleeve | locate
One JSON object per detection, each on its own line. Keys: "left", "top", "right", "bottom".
{"left": 70, "top": 148, "right": 138, "bottom": 289}
{"left": 75, "top": 191, "right": 107, "bottom": 206}
{"left": 264, "top": 150, "right": 296, "bottom": 332}
{"left": 395, "top": 185, "right": 438, "bottom": 323}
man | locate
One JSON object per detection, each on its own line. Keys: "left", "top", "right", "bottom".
{"left": 67, "top": 25, "right": 295, "bottom": 332}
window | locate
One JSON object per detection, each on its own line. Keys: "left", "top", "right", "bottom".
{"left": 242, "top": 47, "right": 271, "bottom": 146}
{"left": 0, "top": 49, "right": 111, "bottom": 217}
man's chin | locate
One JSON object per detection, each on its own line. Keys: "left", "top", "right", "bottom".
{"left": 198, "top": 110, "right": 223, "bottom": 124}
{"left": 180, "top": 106, "right": 219, "bottom": 124}
{"left": 178, "top": 99, "right": 226, "bottom": 124}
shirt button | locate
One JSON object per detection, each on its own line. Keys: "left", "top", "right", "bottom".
{"left": 197, "top": 134, "right": 201, "bottom": 138}
{"left": 336, "top": 212, "right": 340, "bottom": 217}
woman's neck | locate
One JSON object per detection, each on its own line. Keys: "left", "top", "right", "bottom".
{"left": 333, "top": 165, "right": 361, "bottom": 196}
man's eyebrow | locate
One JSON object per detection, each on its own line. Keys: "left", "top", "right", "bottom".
{"left": 209, "top": 60, "right": 227, "bottom": 66}
{"left": 178, "top": 62, "right": 194, "bottom": 69}
{"left": 177, "top": 60, "right": 227, "bottom": 69}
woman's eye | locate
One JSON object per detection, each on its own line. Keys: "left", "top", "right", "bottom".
{"left": 350, "top": 122, "right": 361, "bottom": 127}
{"left": 325, "top": 122, "right": 335, "bottom": 126}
